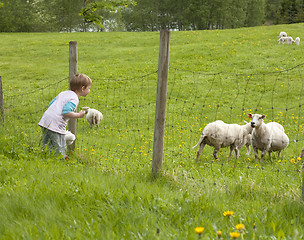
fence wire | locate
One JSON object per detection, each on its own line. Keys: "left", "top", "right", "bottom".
{"left": 1, "top": 64, "right": 304, "bottom": 184}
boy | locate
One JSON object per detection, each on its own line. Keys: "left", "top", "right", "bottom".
{"left": 38, "top": 73, "right": 92, "bottom": 159}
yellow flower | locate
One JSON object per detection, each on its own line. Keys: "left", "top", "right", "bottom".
{"left": 236, "top": 223, "right": 245, "bottom": 232}
{"left": 217, "top": 230, "right": 222, "bottom": 238}
{"left": 223, "top": 211, "right": 234, "bottom": 217}
{"left": 297, "top": 157, "right": 301, "bottom": 161}
{"left": 230, "top": 231, "right": 241, "bottom": 238}
{"left": 195, "top": 227, "right": 205, "bottom": 235}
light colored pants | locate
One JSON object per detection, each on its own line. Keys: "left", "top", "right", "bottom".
{"left": 41, "top": 127, "right": 66, "bottom": 159}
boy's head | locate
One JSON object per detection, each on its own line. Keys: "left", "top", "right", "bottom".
{"left": 69, "top": 73, "right": 92, "bottom": 91}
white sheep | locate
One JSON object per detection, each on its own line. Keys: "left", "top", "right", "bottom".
{"left": 82, "top": 107, "right": 103, "bottom": 129}
{"left": 278, "top": 32, "right": 287, "bottom": 38}
{"left": 295, "top": 37, "right": 300, "bottom": 46}
{"left": 192, "top": 120, "right": 253, "bottom": 161}
{"left": 248, "top": 114, "right": 289, "bottom": 161}
{"left": 278, "top": 36, "right": 295, "bottom": 44}
{"left": 65, "top": 130, "right": 76, "bottom": 145}
{"left": 243, "top": 121, "right": 252, "bottom": 156}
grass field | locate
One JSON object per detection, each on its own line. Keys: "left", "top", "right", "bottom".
{"left": 1, "top": 23, "right": 304, "bottom": 239}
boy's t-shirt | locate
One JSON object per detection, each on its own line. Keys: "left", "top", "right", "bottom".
{"left": 38, "top": 90, "right": 79, "bottom": 134}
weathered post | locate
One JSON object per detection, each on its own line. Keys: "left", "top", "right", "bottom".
{"left": 68, "top": 41, "right": 78, "bottom": 151}
{"left": 0, "top": 76, "right": 4, "bottom": 123}
{"left": 302, "top": 163, "right": 304, "bottom": 201}
{"left": 152, "top": 30, "right": 170, "bottom": 176}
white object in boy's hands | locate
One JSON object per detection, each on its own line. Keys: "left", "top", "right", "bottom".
{"left": 65, "top": 130, "right": 76, "bottom": 145}
{"left": 82, "top": 107, "right": 103, "bottom": 129}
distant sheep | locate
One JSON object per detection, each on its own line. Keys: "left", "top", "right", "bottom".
{"left": 278, "top": 32, "right": 287, "bottom": 38}
{"left": 192, "top": 120, "right": 253, "bottom": 161}
{"left": 278, "top": 36, "right": 294, "bottom": 44}
{"left": 82, "top": 107, "right": 103, "bottom": 129}
{"left": 65, "top": 130, "right": 76, "bottom": 145}
{"left": 248, "top": 114, "right": 289, "bottom": 161}
{"left": 295, "top": 37, "right": 300, "bottom": 46}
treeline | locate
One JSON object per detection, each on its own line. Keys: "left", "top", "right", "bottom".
{"left": 0, "top": 0, "right": 303, "bottom": 32}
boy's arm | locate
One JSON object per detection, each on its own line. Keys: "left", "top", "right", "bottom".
{"left": 49, "top": 97, "right": 56, "bottom": 107}
{"left": 62, "top": 101, "right": 85, "bottom": 119}
{"left": 64, "top": 110, "right": 85, "bottom": 119}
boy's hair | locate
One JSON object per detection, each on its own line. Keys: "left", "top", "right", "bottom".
{"left": 69, "top": 73, "right": 92, "bottom": 91}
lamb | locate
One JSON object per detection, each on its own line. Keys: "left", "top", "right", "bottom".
{"left": 278, "top": 36, "right": 295, "bottom": 44}
{"left": 65, "top": 130, "right": 76, "bottom": 145}
{"left": 82, "top": 107, "right": 103, "bottom": 129}
{"left": 243, "top": 121, "right": 252, "bottom": 156}
{"left": 192, "top": 120, "right": 253, "bottom": 161}
{"left": 248, "top": 113, "right": 289, "bottom": 161}
{"left": 278, "top": 31, "right": 287, "bottom": 38}
{"left": 295, "top": 37, "right": 300, "bottom": 46}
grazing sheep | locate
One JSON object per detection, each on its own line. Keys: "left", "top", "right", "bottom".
{"left": 82, "top": 107, "right": 103, "bottom": 129}
{"left": 278, "top": 36, "right": 295, "bottom": 44}
{"left": 65, "top": 130, "right": 76, "bottom": 145}
{"left": 192, "top": 120, "right": 253, "bottom": 161}
{"left": 295, "top": 37, "right": 300, "bottom": 46}
{"left": 248, "top": 114, "right": 289, "bottom": 161}
{"left": 278, "top": 32, "right": 287, "bottom": 38}
{"left": 243, "top": 121, "right": 252, "bottom": 156}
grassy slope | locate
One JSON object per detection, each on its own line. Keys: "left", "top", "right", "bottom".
{"left": 1, "top": 24, "right": 304, "bottom": 239}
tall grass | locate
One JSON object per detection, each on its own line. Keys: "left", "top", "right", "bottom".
{"left": 1, "top": 24, "right": 304, "bottom": 239}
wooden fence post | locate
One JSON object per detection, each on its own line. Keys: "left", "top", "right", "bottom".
{"left": 0, "top": 76, "right": 4, "bottom": 124}
{"left": 302, "top": 166, "right": 304, "bottom": 201}
{"left": 68, "top": 41, "right": 78, "bottom": 151}
{"left": 152, "top": 30, "right": 170, "bottom": 176}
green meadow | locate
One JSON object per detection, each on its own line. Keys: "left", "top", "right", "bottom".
{"left": 1, "top": 23, "right": 304, "bottom": 239}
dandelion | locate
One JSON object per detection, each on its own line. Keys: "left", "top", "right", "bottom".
{"left": 297, "top": 157, "right": 301, "bottom": 161}
{"left": 223, "top": 211, "right": 234, "bottom": 217}
{"left": 230, "top": 231, "right": 241, "bottom": 238}
{"left": 195, "top": 227, "right": 205, "bottom": 238}
{"left": 236, "top": 223, "right": 245, "bottom": 232}
{"left": 217, "top": 230, "right": 222, "bottom": 239}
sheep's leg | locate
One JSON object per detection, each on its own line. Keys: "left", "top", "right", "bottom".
{"left": 228, "top": 146, "right": 238, "bottom": 159}
{"left": 260, "top": 150, "right": 268, "bottom": 161}
{"left": 213, "top": 147, "right": 220, "bottom": 160}
{"left": 253, "top": 146, "right": 259, "bottom": 161}
{"left": 277, "top": 151, "right": 281, "bottom": 158}
{"left": 235, "top": 148, "right": 239, "bottom": 159}
{"left": 246, "top": 144, "right": 251, "bottom": 155}
{"left": 196, "top": 143, "right": 205, "bottom": 161}
{"left": 228, "top": 146, "right": 233, "bottom": 159}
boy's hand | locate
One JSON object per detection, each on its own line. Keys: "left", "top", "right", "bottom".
{"left": 78, "top": 110, "right": 86, "bottom": 118}
{"left": 64, "top": 110, "right": 86, "bottom": 119}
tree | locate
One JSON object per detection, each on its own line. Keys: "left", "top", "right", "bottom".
{"left": 80, "top": 0, "right": 136, "bottom": 31}
{"left": 245, "top": 0, "right": 265, "bottom": 27}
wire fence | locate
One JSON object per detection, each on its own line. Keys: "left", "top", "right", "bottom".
{"left": 1, "top": 62, "right": 304, "bottom": 183}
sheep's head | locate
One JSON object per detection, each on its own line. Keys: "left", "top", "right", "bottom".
{"left": 248, "top": 113, "right": 265, "bottom": 128}
{"left": 243, "top": 120, "right": 254, "bottom": 134}
{"left": 82, "top": 107, "right": 90, "bottom": 114}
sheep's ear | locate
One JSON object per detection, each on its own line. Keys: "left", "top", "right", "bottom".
{"left": 262, "top": 115, "right": 266, "bottom": 119}
{"left": 247, "top": 113, "right": 252, "bottom": 118}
